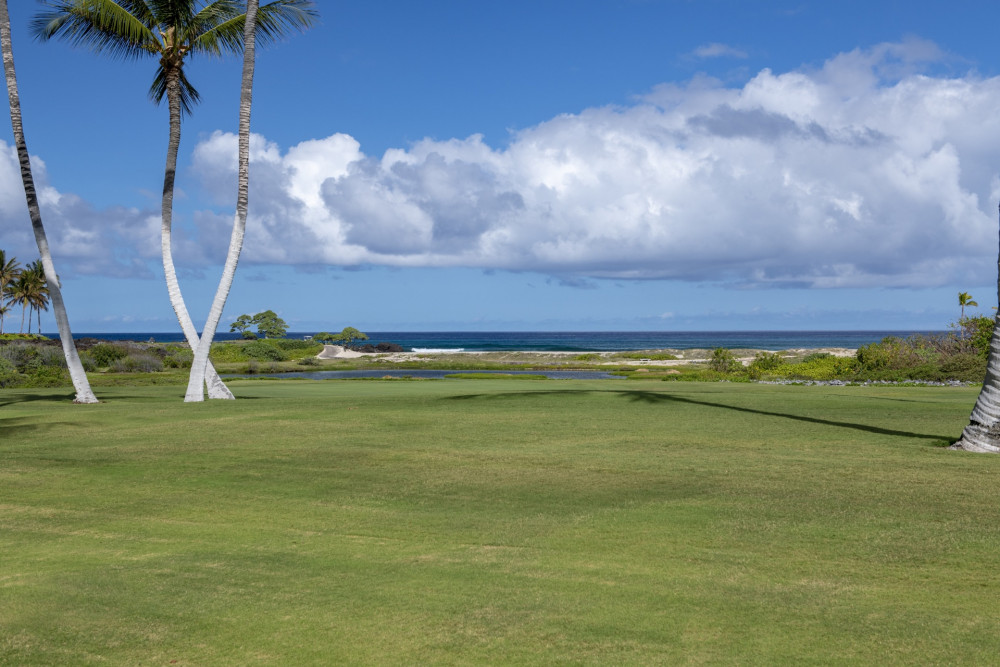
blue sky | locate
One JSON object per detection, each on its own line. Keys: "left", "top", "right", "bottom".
{"left": 3, "top": 0, "right": 1000, "bottom": 333}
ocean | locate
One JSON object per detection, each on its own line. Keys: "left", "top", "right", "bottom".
{"left": 51, "top": 330, "right": 944, "bottom": 352}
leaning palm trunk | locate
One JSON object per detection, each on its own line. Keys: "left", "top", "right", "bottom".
{"left": 162, "top": 69, "right": 233, "bottom": 400}
{"left": 186, "top": 0, "right": 259, "bottom": 402}
{"left": 952, "top": 202, "right": 1000, "bottom": 453}
{"left": 0, "top": 0, "right": 97, "bottom": 403}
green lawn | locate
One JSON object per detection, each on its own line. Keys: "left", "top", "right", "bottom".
{"left": 2, "top": 379, "right": 999, "bottom": 665}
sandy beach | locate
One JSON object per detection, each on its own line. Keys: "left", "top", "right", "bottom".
{"left": 316, "top": 344, "right": 856, "bottom": 367}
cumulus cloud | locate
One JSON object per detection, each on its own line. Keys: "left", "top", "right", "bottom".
{"left": 0, "top": 143, "right": 158, "bottom": 278}
{"left": 5, "top": 40, "right": 999, "bottom": 291}
{"left": 185, "top": 40, "right": 1000, "bottom": 289}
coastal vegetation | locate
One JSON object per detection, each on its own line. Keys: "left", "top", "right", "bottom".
{"left": 3, "top": 379, "right": 998, "bottom": 663}
{"left": 2, "top": 321, "right": 997, "bottom": 389}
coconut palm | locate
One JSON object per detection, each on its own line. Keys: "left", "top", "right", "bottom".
{"left": 0, "top": 2, "right": 97, "bottom": 401}
{"left": 185, "top": 0, "right": 257, "bottom": 401}
{"left": 33, "top": 0, "right": 317, "bottom": 399}
{"left": 0, "top": 248, "right": 19, "bottom": 334}
{"left": 7, "top": 271, "right": 30, "bottom": 334}
{"left": 23, "top": 260, "right": 50, "bottom": 334}
{"left": 954, "top": 206, "right": 1000, "bottom": 453}
{"left": 959, "top": 292, "right": 978, "bottom": 320}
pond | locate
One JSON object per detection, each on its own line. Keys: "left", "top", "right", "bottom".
{"left": 224, "top": 369, "right": 619, "bottom": 380}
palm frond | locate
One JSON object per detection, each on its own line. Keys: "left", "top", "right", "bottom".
{"left": 183, "top": 0, "right": 243, "bottom": 55}
{"left": 149, "top": 65, "right": 201, "bottom": 114}
{"left": 32, "top": 0, "right": 159, "bottom": 61}
{"left": 193, "top": 0, "right": 317, "bottom": 56}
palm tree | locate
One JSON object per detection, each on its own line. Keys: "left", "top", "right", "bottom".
{"left": 954, "top": 205, "right": 1000, "bottom": 453}
{"left": 0, "top": 2, "right": 98, "bottom": 402}
{"left": 0, "top": 248, "right": 19, "bottom": 334}
{"left": 33, "top": 0, "right": 317, "bottom": 400}
{"left": 7, "top": 271, "right": 30, "bottom": 334}
{"left": 23, "top": 260, "right": 50, "bottom": 334}
{"left": 959, "top": 292, "right": 978, "bottom": 320}
{"left": 186, "top": 0, "right": 257, "bottom": 401}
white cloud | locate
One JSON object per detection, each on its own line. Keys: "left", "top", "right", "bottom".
{"left": 691, "top": 42, "right": 749, "bottom": 59}
{"left": 183, "top": 40, "right": 1000, "bottom": 289}
{"left": 4, "top": 40, "right": 998, "bottom": 291}
{"left": 0, "top": 143, "right": 158, "bottom": 278}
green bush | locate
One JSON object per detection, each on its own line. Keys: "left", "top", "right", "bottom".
{"left": 0, "top": 357, "right": 18, "bottom": 387}
{"left": 110, "top": 354, "right": 164, "bottom": 373}
{"left": 939, "top": 353, "right": 987, "bottom": 382}
{"left": 90, "top": 343, "right": 129, "bottom": 368}
{"left": 747, "top": 352, "right": 783, "bottom": 379}
{"left": 243, "top": 340, "right": 287, "bottom": 362}
{"left": 709, "top": 348, "right": 741, "bottom": 373}
{"left": 164, "top": 347, "right": 193, "bottom": 369}
{"left": 956, "top": 316, "right": 995, "bottom": 358}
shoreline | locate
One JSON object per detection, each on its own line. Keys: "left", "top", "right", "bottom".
{"left": 317, "top": 344, "right": 857, "bottom": 367}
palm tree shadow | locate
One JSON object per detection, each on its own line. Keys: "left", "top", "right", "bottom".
{"left": 446, "top": 389, "right": 953, "bottom": 443}
{"left": 0, "top": 391, "right": 78, "bottom": 408}
{"left": 0, "top": 416, "right": 82, "bottom": 438}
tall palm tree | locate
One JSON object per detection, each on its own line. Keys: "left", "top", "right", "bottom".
{"left": 33, "top": 0, "right": 317, "bottom": 399}
{"left": 186, "top": 0, "right": 257, "bottom": 400}
{"left": 0, "top": 248, "right": 20, "bottom": 334}
{"left": 0, "top": 1, "right": 97, "bottom": 402}
{"left": 23, "top": 260, "right": 50, "bottom": 334}
{"left": 959, "top": 292, "right": 978, "bottom": 320}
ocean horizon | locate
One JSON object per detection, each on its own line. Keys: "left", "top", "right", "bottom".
{"left": 46, "top": 330, "right": 946, "bottom": 352}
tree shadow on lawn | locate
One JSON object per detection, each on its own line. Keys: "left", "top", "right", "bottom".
{"left": 446, "top": 389, "right": 956, "bottom": 445}
{"left": 0, "top": 390, "right": 78, "bottom": 408}
{"left": 0, "top": 416, "right": 83, "bottom": 439}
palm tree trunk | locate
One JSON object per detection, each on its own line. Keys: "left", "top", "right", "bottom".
{"left": 186, "top": 0, "right": 259, "bottom": 401}
{"left": 952, "top": 202, "right": 1000, "bottom": 453}
{"left": 0, "top": 0, "right": 97, "bottom": 403}
{"left": 161, "top": 68, "right": 234, "bottom": 400}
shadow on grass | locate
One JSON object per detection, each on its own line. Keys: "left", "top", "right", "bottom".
{"left": 446, "top": 389, "right": 954, "bottom": 443}
{"left": 0, "top": 416, "right": 83, "bottom": 439}
{"left": 0, "top": 391, "right": 78, "bottom": 408}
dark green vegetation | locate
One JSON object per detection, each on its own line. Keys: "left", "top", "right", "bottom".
{"left": 2, "top": 380, "right": 998, "bottom": 663}
{"left": 689, "top": 319, "right": 995, "bottom": 384}
{"left": 230, "top": 309, "right": 289, "bottom": 339}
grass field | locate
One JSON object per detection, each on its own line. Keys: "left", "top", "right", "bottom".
{"left": 3, "top": 379, "right": 1000, "bottom": 664}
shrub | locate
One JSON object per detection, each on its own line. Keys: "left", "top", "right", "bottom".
{"left": 243, "top": 340, "right": 288, "bottom": 361}
{"left": 747, "top": 352, "right": 783, "bottom": 379}
{"left": 708, "top": 348, "right": 741, "bottom": 373}
{"left": 939, "top": 353, "right": 987, "bottom": 382}
{"left": 0, "top": 343, "right": 37, "bottom": 371}
{"left": 298, "top": 356, "right": 319, "bottom": 366}
{"left": 956, "top": 316, "right": 995, "bottom": 358}
{"left": 110, "top": 354, "right": 164, "bottom": 373}
{"left": 0, "top": 357, "right": 19, "bottom": 387}
{"left": 90, "top": 342, "right": 129, "bottom": 368}
{"left": 164, "top": 348, "right": 193, "bottom": 369}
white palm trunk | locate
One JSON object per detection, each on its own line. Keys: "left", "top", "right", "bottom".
{"left": 0, "top": 0, "right": 97, "bottom": 404}
{"left": 162, "top": 69, "right": 234, "bottom": 400}
{"left": 952, "top": 204, "right": 1000, "bottom": 453}
{"left": 186, "top": 0, "right": 259, "bottom": 402}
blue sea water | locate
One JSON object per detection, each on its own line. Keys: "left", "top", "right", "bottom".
{"left": 54, "top": 330, "right": 944, "bottom": 352}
